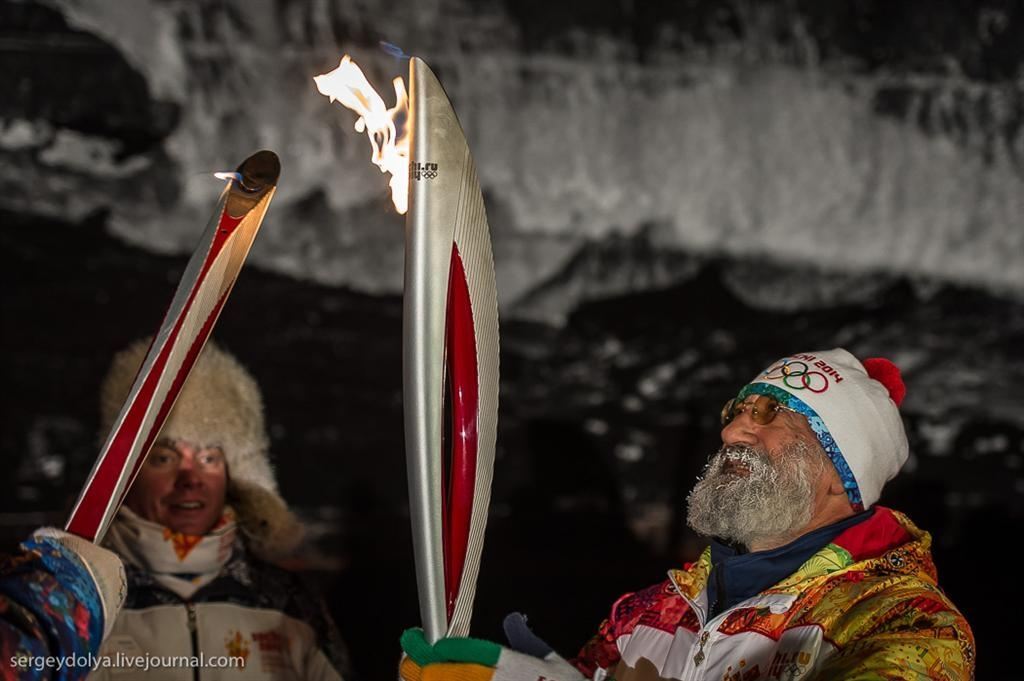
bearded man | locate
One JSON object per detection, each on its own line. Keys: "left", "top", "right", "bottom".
{"left": 399, "top": 349, "right": 975, "bottom": 681}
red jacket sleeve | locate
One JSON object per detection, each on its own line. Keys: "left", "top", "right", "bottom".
{"left": 572, "top": 577, "right": 697, "bottom": 679}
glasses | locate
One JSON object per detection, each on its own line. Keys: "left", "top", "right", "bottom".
{"left": 721, "top": 394, "right": 800, "bottom": 426}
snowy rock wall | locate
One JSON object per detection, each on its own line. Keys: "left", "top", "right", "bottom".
{"left": 5, "top": 0, "right": 1023, "bottom": 314}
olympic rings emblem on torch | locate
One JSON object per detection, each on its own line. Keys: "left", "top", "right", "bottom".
{"left": 764, "top": 360, "right": 829, "bottom": 393}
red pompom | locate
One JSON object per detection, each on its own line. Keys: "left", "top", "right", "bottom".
{"left": 863, "top": 357, "right": 906, "bottom": 406}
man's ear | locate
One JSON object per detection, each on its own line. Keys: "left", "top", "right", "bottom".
{"left": 816, "top": 455, "right": 846, "bottom": 498}
{"left": 827, "top": 473, "right": 847, "bottom": 498}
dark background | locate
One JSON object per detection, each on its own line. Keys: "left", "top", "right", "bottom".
{"left": 3, "top": 1, "right": 1022, "bottom": 678}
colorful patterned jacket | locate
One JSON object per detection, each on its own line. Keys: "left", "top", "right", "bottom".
{"left": 1, "top": 536, "right": 109, "bottom": 681}
{"left": 573, "top": 507, "right": 974, "bottom": 681}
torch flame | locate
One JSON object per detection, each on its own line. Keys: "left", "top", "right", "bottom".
{"left": 314, "top": 56, "right": 409, "bottom": 214}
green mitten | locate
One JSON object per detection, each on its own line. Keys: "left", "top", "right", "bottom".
{"left": 400, "top": 614, "right": 585, "bottom": 681}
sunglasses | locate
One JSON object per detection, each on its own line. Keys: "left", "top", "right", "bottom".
{"left": 721, "top": 394, "right": 801, "bottom": 426}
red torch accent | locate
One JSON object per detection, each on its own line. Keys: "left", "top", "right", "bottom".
{"left": 114, "top": 287, "right": 233, "bottom": 510}
{"left": 442, "top": 244, "right": 479, "bottom": 618}
{"left": 66, "top": 215, "right": 241, "bottom": 540}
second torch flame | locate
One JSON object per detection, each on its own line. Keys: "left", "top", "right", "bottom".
{"left": 314, "top": 55, "right": 410, "bottom": 214}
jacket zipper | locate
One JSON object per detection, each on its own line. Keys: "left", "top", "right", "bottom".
{"left": 692, "top": 630, "right": 711, "bottom": 667}
{"left": 695, "top": 563, "right": 727, "bottom": 668}
{"left": 670, "top": 571, "right": 753, "bottom": 680}
{"left": 669, "top": 573, "right": 711, "bottom": 680}
{"left": 186, "top": 602, "right": 200, "bottom": 681}
{"left": 687, "top": 607, "right": 738, "bottom": 679}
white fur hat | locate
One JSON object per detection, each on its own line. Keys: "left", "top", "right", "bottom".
{"left": 100, "top": 338, "right": 303, "bottom": 559}
{"left": 738, "top": 348, "right": 909, "bottom": 510}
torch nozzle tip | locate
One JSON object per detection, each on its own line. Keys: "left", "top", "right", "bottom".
{"left": 235, "top": 150, "right": 280, "bottom": 192}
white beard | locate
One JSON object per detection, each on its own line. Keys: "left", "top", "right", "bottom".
{"left": 686, "top": 440, "right": 824, "bottom": 550}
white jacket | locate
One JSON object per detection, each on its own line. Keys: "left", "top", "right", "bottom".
{"left": 88, "top": 550, "right": 347, "bottom": 680}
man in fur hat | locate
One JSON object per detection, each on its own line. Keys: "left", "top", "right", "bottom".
{"left": 399, "top": 349, "right": 975, "bottom": 681}
{"left": 90, "top": 338, "right": 349, "bottom": 680}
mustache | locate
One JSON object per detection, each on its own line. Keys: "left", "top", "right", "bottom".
{"left": 705, "top": 444, "right": 773, "bottom": 476}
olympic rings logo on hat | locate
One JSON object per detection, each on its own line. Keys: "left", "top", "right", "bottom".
{"left": 763, "top": 360, "right": 829, "bottom": 393}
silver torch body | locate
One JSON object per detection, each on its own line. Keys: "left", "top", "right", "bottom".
{"left": 404, "top": 57, "right": 499, "bottom": 642}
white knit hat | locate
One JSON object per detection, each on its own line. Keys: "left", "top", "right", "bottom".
{"left": 738, "top": 348, "right": 909, "bottom": 510}
{"left": 100, "top": 338, "right": 303, "bottom": 559}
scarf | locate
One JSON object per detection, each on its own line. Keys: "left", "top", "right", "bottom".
{"left": 104, "top": 506, "right": 237, "bottom": 599}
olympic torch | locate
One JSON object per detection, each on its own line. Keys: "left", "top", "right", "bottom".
{"left": 404, "top": 57, "right": 499, "bottom": 641}
{"left": 66, "top": 150, "right": 280, "bottom": 542}
{"left": 314, "top": 54, "right": 498, "bottom": 641}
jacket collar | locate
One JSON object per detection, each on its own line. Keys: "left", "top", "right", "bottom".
{"left": 669, "top": 507, "right": 935, "bottom": 609}
{"left": 704, "top": 509, "right": 873, "bottom": 617}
